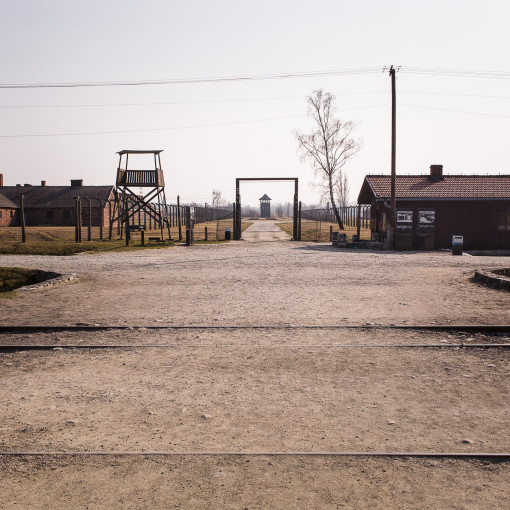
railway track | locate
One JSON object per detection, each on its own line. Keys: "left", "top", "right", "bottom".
{"left": 0, "top": 324, "right": 509, "bottom": 333}
{"left": 1, "top": 451, "right": 509, "bottom": 459}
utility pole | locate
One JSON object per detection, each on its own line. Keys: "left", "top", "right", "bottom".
{"left": 388, "top": 65, "right": 398, "bottom": 249}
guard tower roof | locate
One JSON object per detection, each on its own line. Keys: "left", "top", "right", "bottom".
{"left": 259, "top": 194, "right": 272, "bottom": 201}
{"left": 117, "top": 150, "right": 164, "bottom": 155}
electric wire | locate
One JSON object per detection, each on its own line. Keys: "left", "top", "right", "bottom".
{"left": 0, "top": 67, "right": 381, "bottom": 89}
{"left": 399, "top": 103, "right": 510, "bottom": 119}
{"left": 403, "top": 66, "right": 510, "bottom": 79}
{"left": 0, "top": 103, "right": 388, "bottom": 138}
{"left": 1, "top": 65, "right": 509, "bottom": 91}
{"left": 0, "top": 91, "right": 388, "bottom": 109}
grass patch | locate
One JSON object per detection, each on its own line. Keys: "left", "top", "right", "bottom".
{"left": 0, "top": 239, "right": 177, "bottom": 256}
{"left": 0, "top": 267, "right": 38, "bottom": 295}
{"left": 0, "top": 221, "right": 252, "bottom": 255}
{"left": 276, "top": 220, "right": 371, "bottom": 242}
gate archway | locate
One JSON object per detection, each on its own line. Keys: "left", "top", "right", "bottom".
{"left": 233, "top": 178, "right": 300, "bottom": 241}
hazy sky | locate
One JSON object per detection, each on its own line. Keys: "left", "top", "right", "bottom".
{"left": 1, "top": 0, "right": 509, "bottom": 206}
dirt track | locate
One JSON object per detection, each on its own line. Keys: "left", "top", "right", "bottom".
{"left": 0, "top": 236, "right": 509, "bottom": 508}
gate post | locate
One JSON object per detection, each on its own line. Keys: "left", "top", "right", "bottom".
{"left": 292, "top": 178, "right": 299, "bottom": 240}
{"left": 298, "top": 200, "right": 302, "bottom": 241}
{"left": 235, "top": 178, "right": 241, "bottom": 240}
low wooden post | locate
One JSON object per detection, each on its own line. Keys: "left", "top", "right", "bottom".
{"left": 20, "top": 195, "right": 26, "bottom": 243}
{"left": 205, "top": 226, "right": 208, "bottom": 241}
{"left": 141, "top": 229, "right": 145, "bottom": 246}
{"left": 330, "top": 225, "right": 333, "bottom": 242}
{"left": 125, "top": 222, "right": 130, "bottom": 246}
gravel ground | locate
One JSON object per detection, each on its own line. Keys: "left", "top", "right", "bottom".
{"left": 0, "top": 239, "right": 509, "bottom": 327}
{"left": 0, "top": 235, "right": 509, "bottom": 508}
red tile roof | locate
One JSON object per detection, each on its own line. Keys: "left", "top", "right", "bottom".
{"left": 359, "top": 175, "right": 510, "bottom": 201}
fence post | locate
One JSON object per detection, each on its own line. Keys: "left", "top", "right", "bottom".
{"left": 205, "top": 226, "right": 208, "bottom": 241}
{"left": 78, "top": 198, "right": 82, "bottom": 242}
{"left": 177, "top": 195, "right": 182, "bottom": 241}
{"left": 357, "top": 205, "right": 361, "bottom": 240}
{"left": 20, "top": 195, "right": 26, "bottom": 243}
{"left": 108, "top": 200, "right": 113, "bottom": 240}
{"left": 96, "top": 197, "right": 103, "bottom": 241}
{"left": 83, "top": 197, "right": 92, "bottom": 241}
{"left": 330, "top": 225, "right": 333, "bottom": 242}
{"left": 75, "top": 197, "right": 79, "bottom": 243}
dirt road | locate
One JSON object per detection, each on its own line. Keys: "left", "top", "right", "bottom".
{"left": 0, "top": 240, "right": 509, "bottom": 508}
{"left": 242, "top": 219, "right": 291, "bottom": 242}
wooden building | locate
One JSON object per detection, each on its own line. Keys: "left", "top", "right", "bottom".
{"left": 259, "top": 194, "right": 272, "bottom": 218}
{"left": 357, "top": 165, "right": 510, "bottom": 250}
{"left": 0, "top": 178, "right": 115, "bottom": 228}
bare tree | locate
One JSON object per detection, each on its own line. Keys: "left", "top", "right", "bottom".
{"left": 334, "top": 170, "right": 349, "bottom": 208}
{"left": 211, "top": 190, "right": 226, "bottom": 209}
{"left": 295, "top": 90, "right": 360, "bottom": 230}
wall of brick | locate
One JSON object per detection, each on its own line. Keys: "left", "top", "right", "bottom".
{"left": 0, "top": 208, "right": 18, "bottom": 227}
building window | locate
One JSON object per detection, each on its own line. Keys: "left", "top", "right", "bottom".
{"left": 63, "top": 210, "right": 71, "bottom": 219}
{"left": 46, "top": 210, "right": 54, "bottom": 220}
{"left": 498, "top": 214, "right": 510, "bottom": 231}
{"left": 0, "top": 211, "right": 2, "bottom": 218}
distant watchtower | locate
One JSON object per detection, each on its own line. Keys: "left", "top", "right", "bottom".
{"left": 259, "top": 194, "right": 272, "bottom": 218}
{"left": 111, "top": 150, "right": 170, "bottom": 239}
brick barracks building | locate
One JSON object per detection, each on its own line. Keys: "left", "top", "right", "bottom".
{"left": 0, "top": 174, "right": 115, "bottom": 228}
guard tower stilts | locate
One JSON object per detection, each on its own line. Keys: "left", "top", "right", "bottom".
{"left": 111, "top": 150, "right": 171, "bottom": 240}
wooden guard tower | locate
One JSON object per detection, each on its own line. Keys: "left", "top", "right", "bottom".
{"left": 112, "top": 150, "right": 170, "bottom": 239}
{"left": 259, "top": 194, "right": 272, "bottom": 218}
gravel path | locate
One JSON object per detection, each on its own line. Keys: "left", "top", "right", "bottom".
{"left": 242, "top": 219, "right": 291, "bottom": 242}
{"left": 0, "top": 241, "right": 508, "bottom": 326}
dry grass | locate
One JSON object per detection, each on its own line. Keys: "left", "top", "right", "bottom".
{"left": 0, "top": 221, "right": 250, "bottom": 255}
{"left": 276, "top": 220, "right": 371, "bottom": 242}
{"left": 0, "top": 267, "right": 38, "bottom": 296}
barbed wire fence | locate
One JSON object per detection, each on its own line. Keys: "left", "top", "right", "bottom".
{"left": 300, "top": 205, "right": 371, "bottom": 242}
{"left": 0, "top": 196, "right": 236, "bottom": 246}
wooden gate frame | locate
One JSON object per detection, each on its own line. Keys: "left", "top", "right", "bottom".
{"left": 233, "top": 178, "right": 300, "bottom": 241}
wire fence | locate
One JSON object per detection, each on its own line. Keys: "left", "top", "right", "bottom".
{"left": 299, "top": 205, "right": 371, "bottom": 242}
{"left": 301, "top": 205, "right": 371, "bottom": 228}
{"left": 0, "top": 199, "right": 235, "bottom": 246}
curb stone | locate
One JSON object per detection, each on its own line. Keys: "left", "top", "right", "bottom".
{"left": 16, "top": 270, "right": 78, "bottom": 293}
{"left": 473, "top": 269, "right": 510, "bottom": 291}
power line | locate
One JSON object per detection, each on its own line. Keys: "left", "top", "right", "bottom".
{"left": 0, "top": 67, "right": 380, "bottom": 89}
{"left": 403, "top": 66, "right": 510, "bottom": 79}
{"left": 0, "top": 103, "right": 388, "bottom": 138}
{"left": 0, "top": 91, "right": 388, "bottom": 109}
{"left": 0, "top": 114, "right": 306, "bottom": 138}
{"left": 1, "top": 65, "right": 509, "bottom": 91}
{"left": 400, "top": 90, "right": 510, "bottom": 100}
{"left": 399, "top": 103, "right": 510, "bottom": 119}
